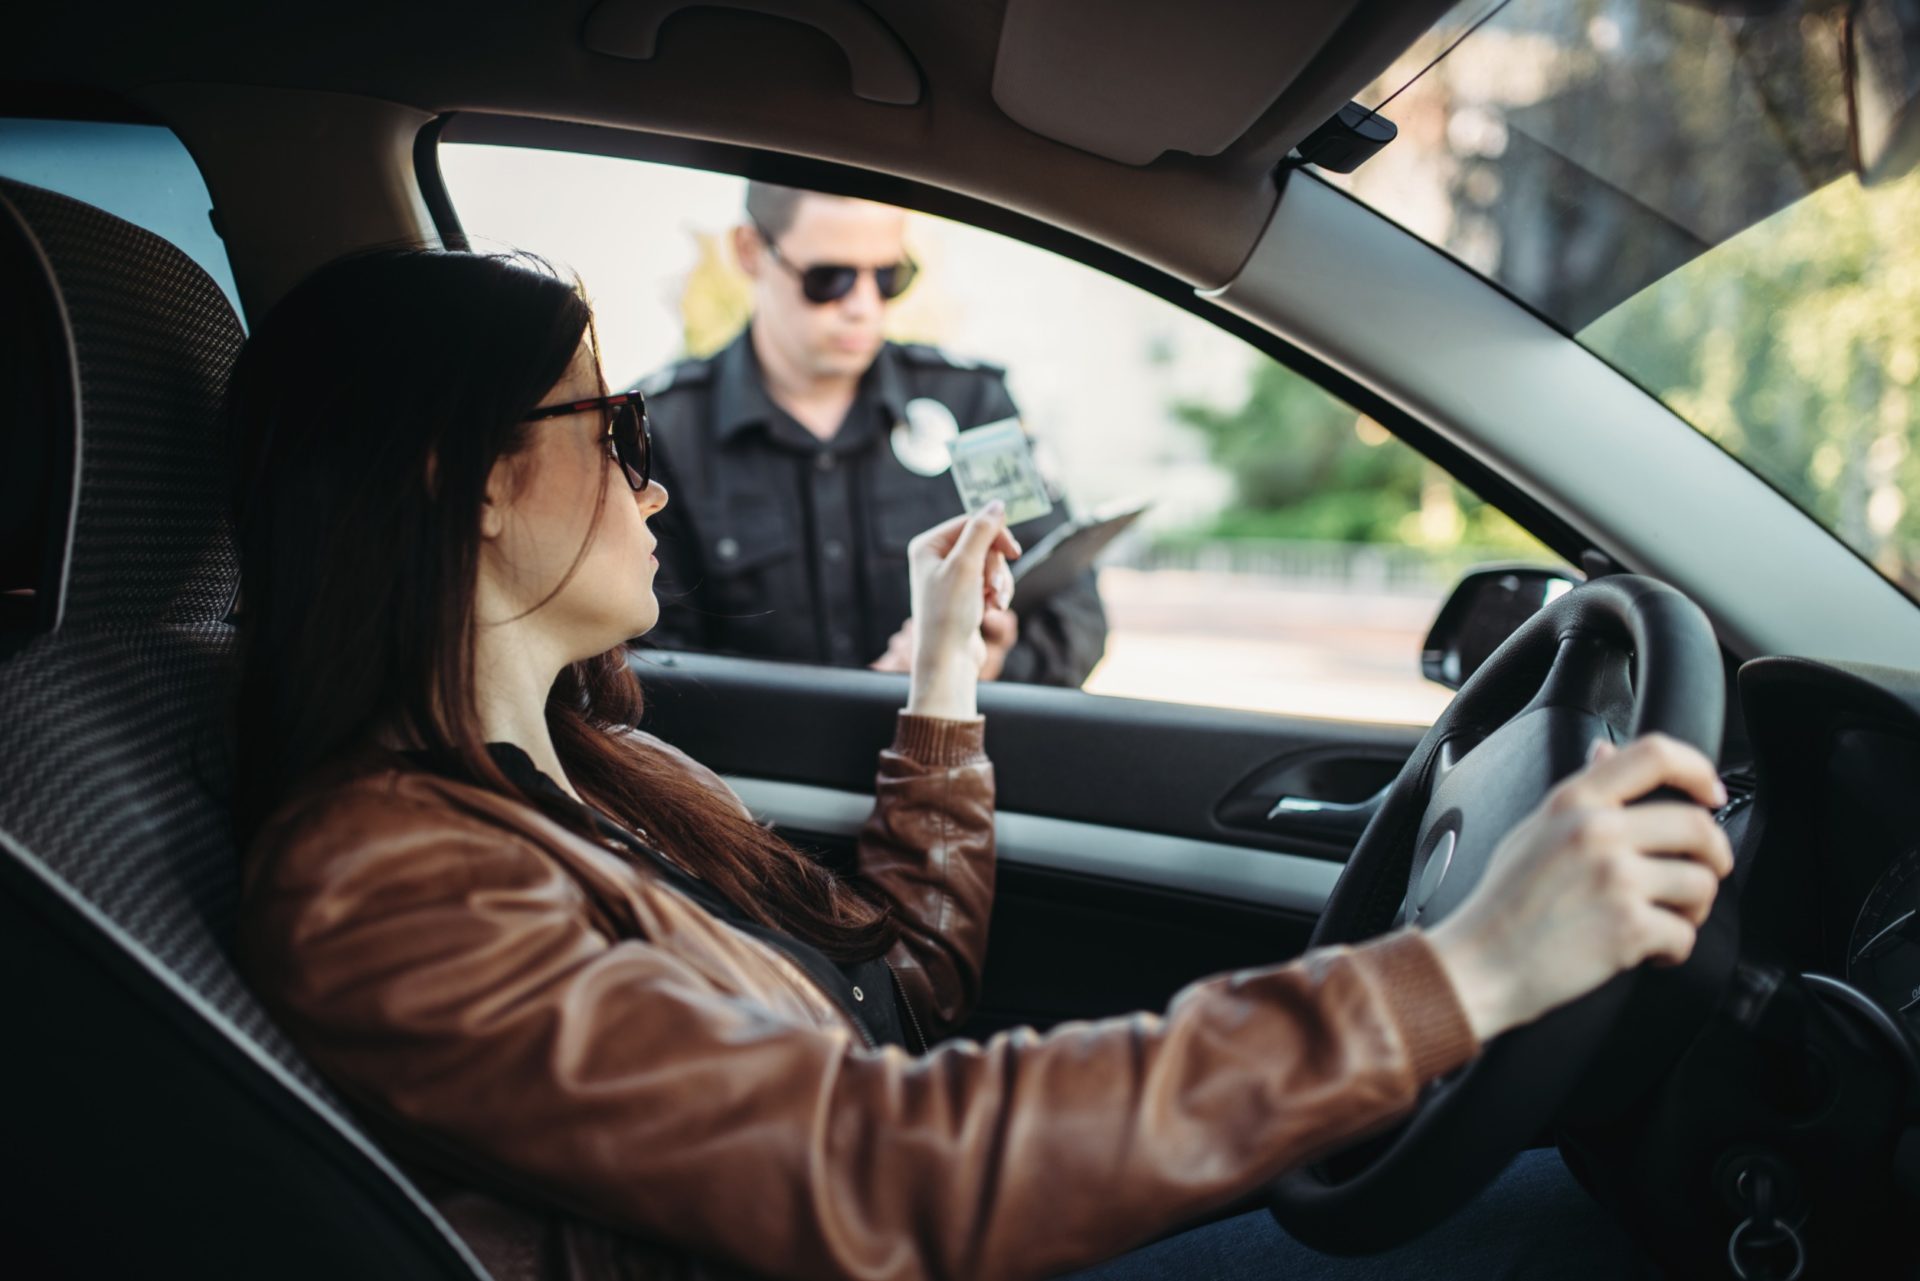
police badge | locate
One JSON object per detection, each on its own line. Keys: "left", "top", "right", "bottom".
{"left": 891, "top": 397, "right": 960, "bottom": 477}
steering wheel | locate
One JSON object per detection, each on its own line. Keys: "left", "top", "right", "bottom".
{"left": 1267, "top": 574, "right": 1732, "bottom": 1253}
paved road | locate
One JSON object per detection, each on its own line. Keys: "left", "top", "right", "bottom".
{"left": 1080, "top": 568, "right": 1455, "bottom": 725}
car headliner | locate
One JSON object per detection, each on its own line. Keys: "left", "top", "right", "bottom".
{"left": 3, "top": 0, "right": 1455, "bottom": 289}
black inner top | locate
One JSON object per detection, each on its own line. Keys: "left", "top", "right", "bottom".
{"left": 460, "top": 741, "right": 913, "bottom": 1051}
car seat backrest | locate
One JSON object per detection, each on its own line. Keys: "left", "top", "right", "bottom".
{"left": 0, "top": 186, "right": 75, "bottom": 641}
{"left": 0, "top": 177, "right": 488, "bottom": 1280}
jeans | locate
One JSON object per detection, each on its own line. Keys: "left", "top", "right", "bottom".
{"left": 1059, "top": 1148, "right": 1659, "bottom": 1280}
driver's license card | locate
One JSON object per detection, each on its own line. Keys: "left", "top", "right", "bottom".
{"left": 947, "top": 418, "right": 1053, "bottom": 525}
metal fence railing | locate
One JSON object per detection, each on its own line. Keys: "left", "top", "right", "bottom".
{"left": 1104, "top": 536, "right": 1551, "bottom": 596}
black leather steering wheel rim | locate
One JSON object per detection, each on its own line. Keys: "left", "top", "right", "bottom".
{"left": 1267, "top": 574, "right": 1731, "bottom": 1254}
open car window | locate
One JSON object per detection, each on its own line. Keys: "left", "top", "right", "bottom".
{"left": 440, "top": 142, "right": 1566, "bottom": 725}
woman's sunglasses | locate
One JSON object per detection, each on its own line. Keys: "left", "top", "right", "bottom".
{"left": 521, "top": 391, "right": 651, "bottom": 491}
{"left": 753, "top": 219, "right": 919, "bottom": 305}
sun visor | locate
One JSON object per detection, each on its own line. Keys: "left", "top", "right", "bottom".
{"left": 990, "top": 0, "right": 1362, "bottom": 165}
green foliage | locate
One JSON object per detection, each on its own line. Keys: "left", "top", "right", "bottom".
{"left": 1581, "top": 169, "right": 1920, "bottom": 590}
{"left": 1176, "top": 165, "right": 1920, "bottom": 591}
{"left": 1173, "top": 360, "right": 1546, "bottom": 553}
{"left": 1176, "top": 363, "right": 1416, "bottom": 524}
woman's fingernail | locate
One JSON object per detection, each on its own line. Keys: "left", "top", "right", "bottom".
{"left": 1712, "top": 780, "right": 1729, "bottom": 807}
{"left": 986, "top": 500, "right": 1004, "bottom": 516}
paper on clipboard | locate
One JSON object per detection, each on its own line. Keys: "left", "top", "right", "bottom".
{"left": 1009, "top": 500, "right": 1150, "bottom": 614}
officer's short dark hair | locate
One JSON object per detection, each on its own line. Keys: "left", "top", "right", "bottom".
{"left": 744, "top": 182, "right": 810, "bottom": 239}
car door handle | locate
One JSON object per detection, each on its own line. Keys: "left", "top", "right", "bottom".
{"left": 1214, "top": 748, "right": 1407, "bottom": 851}
{"left": 1265, "top": 785, "right": 1390, "bottom": 843}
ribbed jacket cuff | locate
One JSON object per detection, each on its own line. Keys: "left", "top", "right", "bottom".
{"left": 892, "top": 713, "right": 988, "bottom": 767}
{"left": 1351, "top": 929, "right": 1480, "bottom": 1084}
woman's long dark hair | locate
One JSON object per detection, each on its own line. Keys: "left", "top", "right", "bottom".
{"left": 228, "top": 247, "right": 896, "bottom": 962}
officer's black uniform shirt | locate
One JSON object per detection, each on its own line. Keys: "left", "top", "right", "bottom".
{"left": 635, "top": 327, "right": 1108, "bottom": 686}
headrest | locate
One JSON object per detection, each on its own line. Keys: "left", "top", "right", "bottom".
{"left": 0, "top": 178, "right": 244, "bottom": 633}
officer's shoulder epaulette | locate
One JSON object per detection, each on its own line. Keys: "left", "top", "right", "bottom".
{"left": 895, "top": 342, "right": 1006, "bottom": 378}
{"left": 630, "top": 356, "right": 714, "bottom": 399}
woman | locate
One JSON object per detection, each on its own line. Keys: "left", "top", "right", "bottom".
{"left": 230, "top": 248, "right": 1732, "bottom": 1281}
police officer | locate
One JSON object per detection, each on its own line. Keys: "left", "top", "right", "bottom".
{"left": 634, "top": 183, "right": 1107, "bottom": 687}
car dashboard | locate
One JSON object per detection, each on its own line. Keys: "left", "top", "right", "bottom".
{"left": 1566, "top": 655, "right": 1920, "bottom": 1277}
{"left": 1734, "top": 656, "right": 1920, "bottom": 1018}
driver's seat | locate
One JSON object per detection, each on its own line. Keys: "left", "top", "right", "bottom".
{"left": 0, "top": 178, "right": 489, "bottom": 1280}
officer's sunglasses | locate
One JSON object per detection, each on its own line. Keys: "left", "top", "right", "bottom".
{"left": 521, "top": 391, "right": 652, "bottom": 491}
{"left": 753, "top": 219, "right": 919, "bottom": 305}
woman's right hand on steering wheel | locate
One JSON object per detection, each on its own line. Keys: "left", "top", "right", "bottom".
{"left": 1425, "top": 733, "right": 1735, "bottom": 1045}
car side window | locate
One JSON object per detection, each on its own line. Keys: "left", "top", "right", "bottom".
{"left": 439, "top": 143, "right": 1567, "bottom": 725}
{"left": 0, "top": 118, "right": 240, "bottom": 638}
{"left": 0, "top": 118, "right": 241, "bottom": 312}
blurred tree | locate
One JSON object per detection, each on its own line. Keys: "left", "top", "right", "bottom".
{"left": 1582, "top": 168, "right": 1920, "bottom": 589}
{"left": 1173, "top": 361, "right": 1547, "bottom": 552}
{"left": 1400, "top": 0, "right": 1920, "bottom": 591}
{"left": 680, "top": 230, "right": 753, "bottom": 358}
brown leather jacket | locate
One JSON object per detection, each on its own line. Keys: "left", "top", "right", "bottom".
{"left": 238, "top": 713, "right": 1477, "bottom": 1281}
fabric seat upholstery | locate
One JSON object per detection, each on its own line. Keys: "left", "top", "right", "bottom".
{"left": 0, "top": 177, "right": 490, "bottom": 1280}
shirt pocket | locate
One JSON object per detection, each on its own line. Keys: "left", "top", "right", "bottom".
{"left": 703, "top": 507, "right": 798, "bottom": 615}
{"left": 870, "top": 487, "right": 960, "bottom": 564}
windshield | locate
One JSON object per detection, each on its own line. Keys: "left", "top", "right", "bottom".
{"left": 1324, "top": 0, "right": 1920, "bottom": 597}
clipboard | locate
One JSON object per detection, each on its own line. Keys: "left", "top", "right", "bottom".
{"left": 1009, "top": 500, "right": 1150, "bottom": 614}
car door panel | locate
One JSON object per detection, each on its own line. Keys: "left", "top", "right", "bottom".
{"left": 633, "top": 651, "right": 1427, "bottom": 1032}
{"left": 634, "top": 651, "right": 1422, "bottom": 856}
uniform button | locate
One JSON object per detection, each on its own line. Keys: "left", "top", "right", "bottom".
{"left": 832, "top": 632, "right": 855, "bottom": 655}
{"left": 852, "top": 986, "right": 865, "bottom": 1002}
{"left": 815, "top": 451, "right": 836, "bottom": 472}
{"left": 715, "top": 537, "right": 740, "bottom": 562}
{"left": 823, "top": 539, "right": 846, "bottom": 562}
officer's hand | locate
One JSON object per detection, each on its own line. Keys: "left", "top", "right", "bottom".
{"left": 870, "top": 621, "right": 915, "bottom": 674}
{"left": 901, "top": 503, "right": 1020, "bottom": 718}
{"left": 875, "top": 608, "right": 1019, "bottom": 679}
{"left": 979, "top": 608, "right": 1018, "bottom": 681}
